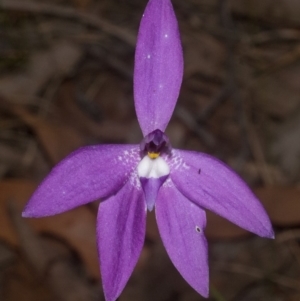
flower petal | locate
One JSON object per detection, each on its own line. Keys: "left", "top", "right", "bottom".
{"left": 23, "top": 145, "right": 140, "bottom": 217}
{"left": 134, "top": 0, "right": 183, "bottom": 136}
{"left": 155, "top": 180, "right": 209, "bottom": 297}
{"left": 169, "top": 150, "right": 274, "bottom": 238}
{"left": 97, "top": 179, "right": 146, "bottom": 301}
{"left": 140, "top": 175, "right": 167, "bottom": 211}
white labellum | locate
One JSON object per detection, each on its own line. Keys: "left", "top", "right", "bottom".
{"left": 137, "top": 156, "right": 170, "bottom": 179}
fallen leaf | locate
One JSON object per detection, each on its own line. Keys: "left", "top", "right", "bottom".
{"left": 13, "top": 106, "right": 85, "bottom": 164}
{"left": 0, "top": 41, "right": 82, "bottom": 102}
{"left": 0, "top": 179, "right": 99, "bottom": 278}
{"left": 256, "top": 186, "right": 300, "bottom": 226}
{"left": 206, "top": 211, "right": 248, "bottom": 240}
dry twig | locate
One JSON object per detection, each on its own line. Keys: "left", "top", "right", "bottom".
{"left": 246, "top": 122, "right": 275, "bottom": 185}
{"left": 0, "top": 0, "right": 136, "bottom": 46}
{"left": 175, "top": 106, "right": 216, "bottom": 148}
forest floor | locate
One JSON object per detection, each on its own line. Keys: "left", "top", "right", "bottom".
{"left": 1, "top": 0, "right": 300, "bottom": 300}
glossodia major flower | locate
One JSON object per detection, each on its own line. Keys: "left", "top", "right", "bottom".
{"left": 22, "top": 0, "right": 274, "bottom": 300}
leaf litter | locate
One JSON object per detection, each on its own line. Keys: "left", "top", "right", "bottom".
{"left": 0, "top": 0, "right": 300, "bottom": 300}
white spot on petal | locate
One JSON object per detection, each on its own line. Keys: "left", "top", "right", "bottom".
{"left": 164, "top": 34, "right": 168, "bottom": 38}
{"left": 167, "top": 150, "right": 184, "bottom": 170}
{"left": 162, "top": 178, "right": 172, "bottom": 188}
{"left": 147, "top": 54, "right": 151, "bottom": 59}
{"left": 195, "top": 226, "right": 202, "bottom": 233}
{"left": 129, "top": 170, "right": 141, "bottom": 190}
{"left": 183, "top": 163, "right": 190, "bottom": 170}
{"left": 137, "top": 156, "right": 170, "bottom": 179}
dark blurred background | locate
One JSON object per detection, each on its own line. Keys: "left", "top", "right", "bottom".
{"left": 1, "top": 0, "right": 300, "bottom": 300}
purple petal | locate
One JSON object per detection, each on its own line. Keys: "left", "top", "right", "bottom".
{"left": 23, "top": 145, "right": 140, "bottom": 217}
{"left": 170, "top": 150, "right": 274, "bottom": 238}
{"left": 134, "top": 0, "right": 183, "bottom": 136}
{"left": 97, "top": 180, "right": 146, "bottom": 301}
{"left": 140, "top": 175, "right": 168, "bottom": 211}
{"left": 156, "top": 181, "right": 209, "bottom": 297}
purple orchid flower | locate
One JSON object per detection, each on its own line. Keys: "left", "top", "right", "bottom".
{"left": 22, "top": 0, "right": 274, "bottom": 300}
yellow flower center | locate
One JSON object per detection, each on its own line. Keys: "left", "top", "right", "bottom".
{"left": 147, "top": 152, "right": 160, "bottom": 159}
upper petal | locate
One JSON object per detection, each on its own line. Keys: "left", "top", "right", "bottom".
{"left": 134, "top": 0, "right": 183, "bottom": 136}
{"left": 169, "top": 150, "right": 274, "bottom": 238}
{"left": 97, "top": 178, "right": 146, "bottom": 301}
{"left": 23, "top": 144, "right": 140, "bottom": 217}
{"left": 155, "top": 180, "right": 209, "bottom": 297}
